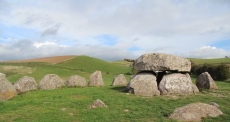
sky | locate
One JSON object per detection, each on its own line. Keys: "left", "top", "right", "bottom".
{"left": 0, "top": 0, "right": 230, "bottom": 61}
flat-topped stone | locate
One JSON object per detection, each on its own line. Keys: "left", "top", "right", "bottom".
{"left": 134, "top": 53, "right": 191, "bottom": 72}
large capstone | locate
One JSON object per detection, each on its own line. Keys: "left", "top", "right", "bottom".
{"left": 134, "top": 53, "right": 191, "bottom": 72}
{"left": 0, "top": 73, "right": 16, "bottom": 101}
{"left": 159, "top": 73, "right": 195, "bottom": 95}
{"left": 196, "top": 72, "right": 218, "bottom": 90}
{"left": 127, "top": 72, "right": 160, "bottom": 97}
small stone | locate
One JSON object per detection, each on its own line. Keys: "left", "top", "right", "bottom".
{"left": 89, "top": 99, "right": 107, "bottom": 109}
{"left": 124, "top": 109, "right": 129, "bottom": 112}
{"left": 61, "top": 108, "right": 66, "bottom": 111}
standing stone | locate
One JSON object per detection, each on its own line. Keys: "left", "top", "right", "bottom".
{"left": 127, "top": 72, "right": 160, "bottom": 96}
{"left": 111, "top": 74, "right": 128, "bottom": 86}
{"left": 159, "top": 73, "right": 194, "bottom": 95}
{"left": 134, "top": 53, "right": 191, "bottom": 72}
{"left": 38, "top": 74, "right": 65, "bottom": 90}
{"left": 196, "top": 72, "right": 218, "bottom": 90}
{"left": 14, "top": 76, "right": 37, "bottom": 94}
{"left": 169, "top": 103, "right": 223, "bottom": 122}
{"left": 66, "top": 75, "right": 87, "bottom": 87}
{"left": 0, "top": 73, "right": 16, "bottom": 101}
{"left": 88, "top": 71, "right": 104, "bottom": 87}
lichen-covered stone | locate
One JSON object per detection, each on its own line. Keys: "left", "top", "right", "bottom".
{"left": 196, "top": 72, "right": 218, "bottom": 90}
{"left": 134, "top": 53, "right": 191, "bottom": 72}
{"left": 38, "top": 74, "right": 65, "bottom": 90}
{"left": 89, "top": 99, "right": 107, "bottom": 109}
{"left": 111, "top": 74, "right": 127, "bottom": 86}
{"left": 159, "top": 73, "right": 195, "bottom": 95}
{"left": 0, "top": 73, "right": 16, "bottom": 101}
{"left": 169, "top": 103, "right": 223, "bottom": 122}
{"left": 88, "top": 71, "right": 104, "bottom": 87}
{"left": 127, "top": 72, "right": 160, "bottom": 96}
{"left": 14, "top": 76, "right": 37, "bottom": 94}
{"left": 66, "top": 75, "right": 87, "bottom": 87}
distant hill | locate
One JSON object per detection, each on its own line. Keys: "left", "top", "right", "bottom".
{"left": 57, "top": 55, "right": 132, "bottom": 74}
{"left": 9, "top": 55, "right": 75, "bottom": 64}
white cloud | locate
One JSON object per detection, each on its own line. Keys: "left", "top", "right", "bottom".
{"left": 189, "top": 46, "right": 230, "bottom": 58}
{"left": 0, "top": 0, "right": 230, "bottom": 61}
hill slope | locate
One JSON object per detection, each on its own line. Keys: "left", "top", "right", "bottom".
{"left": 57, "top": 55, "right": 132, "bottom": 74}
{"left": 9, "top": 55, "right": 75, "bottom": 64}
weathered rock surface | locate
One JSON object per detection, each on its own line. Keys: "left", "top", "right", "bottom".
{"left": 111, "top": 74, "right": 127, "bottom": 86}
{"left": 88, "top": 71, "right": 104, "bottom": 87}
{"left": 159, "top": 73, "right": 195, "bottom": 95}
{"left": 169, "top": 103, "right": 223, "bottom": 122}
{"left": 38, "top": 74, "right": 65, "bottom": 90}
{"left": 192, "top": 84, "right": 199, "bottom": 93}
{"left": 14, "top": 76, "right": 37, "bottom": 94}
{"left": 66, "top": 75, "right": 87, "bottom": 87}
{"left": 196, "top": 72, "right": 218, "bottom": 90}
{"left": 0, "top": 73, "right": 16, "bottom": 101}
{"left": 134, "top": 53, "right": 191, "bottom": 72}
{"left": 127, "top": 72, "right": 160, "bottom": 96}
{"left": 89, "top": 99, "right": 107, "bottom": 109}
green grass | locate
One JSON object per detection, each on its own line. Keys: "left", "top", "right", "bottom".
{"left": 189, "top": 58, "right": 230, "bottom": 65}
{"left": 0, "top": 56, "right": 230, "bottom": 121}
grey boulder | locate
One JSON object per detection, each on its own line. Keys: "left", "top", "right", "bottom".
{"left": 88, "top": 71, "right": 104, "bottom": 87}
{"left": 127, "top": 72, "right": 160, "bottom": 96}
{"left": 38, "top": 74, "right": 65, "bottom": 90}
{"left": 196, "top": 72, "right": 218, "bottom": 90}
{"left": 111, "top": 74, "right": 127, "bottom": 86}
{"left": 14, "top": 76, "right": 37, "bottom": 94}
{"left": 0, "top": 73, "right": 16, "bottom": 101}
{"left": 159, "top": 73, "right": 195, "bottom": 95}
{"left": 66, "top": 75, "right": 87, "bottom": 87}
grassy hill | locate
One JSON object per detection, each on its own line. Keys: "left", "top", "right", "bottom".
{"left": 0, "top": 56, "right": 230, "bottom": 121}
{"left": 57, "top": 55, "right": 132, "bottom": 74}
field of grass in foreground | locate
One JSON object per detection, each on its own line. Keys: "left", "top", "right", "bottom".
{"left": 0, "top": 56, "right": 230, "bottom": 121}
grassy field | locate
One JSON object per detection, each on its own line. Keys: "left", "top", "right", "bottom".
{"left": 0, "top": 56, "right": 230, "bottom": 122}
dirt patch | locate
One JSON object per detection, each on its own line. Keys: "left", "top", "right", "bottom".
{"left": 9, "top": 55, "right": 76, "bottom": 64}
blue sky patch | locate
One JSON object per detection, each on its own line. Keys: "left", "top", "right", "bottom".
{"left": 128, "top": 46, "right": 142, "bottom": 52}
{"left": 211, "top": 39, "right": 230, "bottom": 50}
{"left": 0, "top": 23, "right": 38, "bottom": 40}
{"left": 95, "top": 34, "right": 117, "bottom": 46}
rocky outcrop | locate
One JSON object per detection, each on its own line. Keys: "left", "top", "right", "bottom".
{"left": 127, "top": 72, "right": 160, "bottom": 96}
{"left": 159, "top": 73, "right": 195, "bottom": 95}
{"left": 134, "top": 53, "right": 191, "bottom": 72}
{"left": 169, "top": 103, "right": 223, "bottom": 122}
{"left": 14, "top": 76, "right": 37, "bottom": 94}
{"left": 66, "top": 75, "right": 87, "bottom": 87}
{"left": 38, "top": 74, "right": 65, "bottom": 90}
{"left": 196, "top": 72, "right": 218, "bottom": 90}
{"left": 88, "top": 71, "right": 104, "bottom": 87}
{"left": 0, "top": 73, "right": 16, "bottom": 101}
{"left": 111, "top": 74, "right": 127, "bottom": 86}
{"left": 89, "top": 99, "right": 107, "bottom": 109}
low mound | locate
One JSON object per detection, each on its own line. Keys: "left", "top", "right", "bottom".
{"left": 9, "top": 56, "right": 75, "bottom": 64}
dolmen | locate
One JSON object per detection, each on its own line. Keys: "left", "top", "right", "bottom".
{"left": 127, "top": 53, "right": 198, "bottom": 96}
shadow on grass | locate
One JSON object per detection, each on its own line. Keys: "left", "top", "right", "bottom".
{"left": 110, "top": 86, "right": 128, "bottom": 93}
